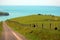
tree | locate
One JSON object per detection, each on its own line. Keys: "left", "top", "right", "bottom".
{"left": 38, "top": 14, "right": 42, "bottom": 15}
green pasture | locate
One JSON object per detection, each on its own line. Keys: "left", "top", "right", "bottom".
{"left": 6, "top": 15, "right": 60, "bottom": 40}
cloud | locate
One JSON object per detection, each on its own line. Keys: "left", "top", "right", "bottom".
{"left": 0, "top": 0, "right": 60, "bottom": 6}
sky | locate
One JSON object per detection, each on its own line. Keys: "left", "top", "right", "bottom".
{"left": 0, "top": 0, "right": 60, "bottom": 6}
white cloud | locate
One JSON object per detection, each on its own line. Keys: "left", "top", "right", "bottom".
{"left": 0, "top": 0, "right": 60, "bottom": 6}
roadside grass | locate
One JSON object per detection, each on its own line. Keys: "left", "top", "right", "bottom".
{"left": 6, "top": 15, "right": 60, "bottom": 40}
{"left": 0, "top": 22, "right": 3, "bottom": 39}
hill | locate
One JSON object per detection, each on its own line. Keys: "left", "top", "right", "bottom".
{"left": 6, "top": 15, "right": 60, "bottom": 40}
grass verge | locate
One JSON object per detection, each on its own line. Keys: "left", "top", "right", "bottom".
{"left": 0, "top": 22, "right": 3, "bottom": 39}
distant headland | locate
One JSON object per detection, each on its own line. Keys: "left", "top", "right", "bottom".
{"left": 0, "top": 12, "right": 9, "bottom": 16}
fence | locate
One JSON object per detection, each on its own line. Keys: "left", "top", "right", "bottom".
{"left": 7, "top": 20, "right": 60, "bottom": 30}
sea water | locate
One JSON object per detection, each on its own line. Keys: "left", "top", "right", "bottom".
{"left": 0, "top": 6, "right": 60, "bottom": 21}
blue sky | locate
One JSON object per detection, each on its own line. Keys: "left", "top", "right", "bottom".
{"left": 0, "top": 0, "right": 60, "bottom": 6}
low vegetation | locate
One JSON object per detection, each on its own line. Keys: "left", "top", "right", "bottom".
{"left": 0, "top": 22, "right": 3, "bottom": 39}
{"left": 6, "top": 15, "right": 60, "bottom": 40}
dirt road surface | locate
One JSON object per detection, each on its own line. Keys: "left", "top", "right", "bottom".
{"left": 1, "top": 22, "right": 26, "bottom": 40}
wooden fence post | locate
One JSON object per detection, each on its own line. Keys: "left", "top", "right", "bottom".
{"left": 50, "top": 23, "right": 51, "bottom": 29}
{"left": 42, "top": 24, "right": 43, "bottom": 29}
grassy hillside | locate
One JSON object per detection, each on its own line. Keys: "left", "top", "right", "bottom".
{"left": 0, "top": 22, "right": 3, "bottom": 39}
{"left": 6, "top": 15, "right": 60, "bottom": 40}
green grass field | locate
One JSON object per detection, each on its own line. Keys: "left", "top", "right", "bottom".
{"left": 0, "top": 22, "right": 3, "bottom": 39}
{"left": 6, "top": 15, "right": 60, "bottom": 40}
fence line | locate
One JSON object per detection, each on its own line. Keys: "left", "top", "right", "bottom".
{"left": 7, "top": 20, "right": 60, "bottom": 30}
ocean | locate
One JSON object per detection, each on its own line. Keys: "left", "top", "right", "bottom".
{"left": 0, "top": 6, "right": 60, "bottom": 21}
